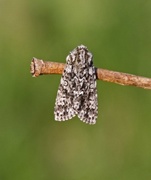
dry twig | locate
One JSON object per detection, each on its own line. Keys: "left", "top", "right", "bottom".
{"left": 30, "top": 57, "right": 151, "bottom": 90}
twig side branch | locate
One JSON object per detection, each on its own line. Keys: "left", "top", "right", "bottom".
{"left": 30, "top": 57, "right": 151, "bottom": 90}
{"left": 97, "top": 68, "right": 151, "bottom": 89}
{"left": 30, "top": 57, "right": 65, "bottom": 76}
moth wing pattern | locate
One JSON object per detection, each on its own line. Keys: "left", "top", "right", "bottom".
{"left": 77, "top": 66, "right": 98, "bottom": 124}
{"left": 54, "top": 63, "right": 76, "bottom": 121}
{"left": 54, "top": 45, "right": 98, "bottom": 124}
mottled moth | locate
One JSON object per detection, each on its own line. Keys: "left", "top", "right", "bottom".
{"left": 54, "top": 45, "right": 98, "bottom": 124}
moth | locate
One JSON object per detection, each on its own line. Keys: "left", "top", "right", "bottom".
{"left": 54, "top": 45, "right": 98, "bottom": 124}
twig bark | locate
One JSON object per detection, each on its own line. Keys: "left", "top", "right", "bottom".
{"left": 30, "top": 57, "right": 151, "bottom": 90}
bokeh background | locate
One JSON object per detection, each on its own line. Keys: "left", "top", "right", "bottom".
{"left": 1, "top": 0, "right": 151, "bottom": 179}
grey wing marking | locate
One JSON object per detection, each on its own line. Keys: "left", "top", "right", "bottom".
{"left": 77, "top": 66, "right": 98, "bottom": 124}
{"left": 54, "top": 65, "right": 76, "bottom": 121}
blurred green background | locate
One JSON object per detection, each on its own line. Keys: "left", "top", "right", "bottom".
{"left": 1, "top": 0, "right": 151, "bottom": 179}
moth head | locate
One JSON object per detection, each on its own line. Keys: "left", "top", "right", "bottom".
{"left": 66, "top": 45, "right": 93, "bottom": 66}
